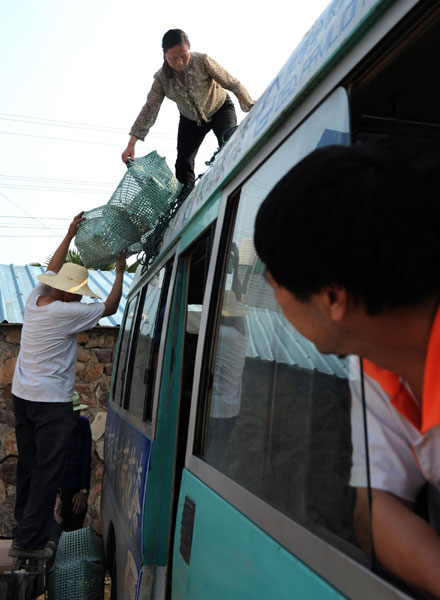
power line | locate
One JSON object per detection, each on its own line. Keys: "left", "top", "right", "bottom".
{"left": 0, "top": 183, "right": 109, "bottom": 194}
{"left": 0, "top": 174, "right": 114, "bottom": 186}
{"left": 0, "top": 224, "right": 66, "bottom": 229}
{"left": 0, "top": 111, "right": 125, "bottom": 129}
{"left": 0, "top": 130, "right": 176, "bottom": 154}
{"left": 0, "top": 115, "right": 127, "bottom": 135}
{"left": 0, "top": 130, "right": 122, "bottom": 147}
{"left": 0, "top": 112, "right": 176, "bottom": 140}
{"left": 0, "top": 215, "right": 70, "bottom": 220}
{"left": 0, "top": 191, "right": 65, "bottom": 236}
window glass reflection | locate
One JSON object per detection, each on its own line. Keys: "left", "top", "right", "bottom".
{"left": 113, "top": 295, "right": 138, "bottom": 406}
{"left": 200, "top": 89, "right": 371, "bottom": 558}
{"left": 128, "top": 268, "right": 167, "bottom": 421}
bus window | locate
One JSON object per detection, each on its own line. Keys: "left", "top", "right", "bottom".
{"left": 178, "top": 228, "right": 214, "bottom": 467}
{"left": 112, "top": 294, "right": 139, "bottom": 407}
{"left": 126, "top": 262, "right": 173, "bottom": 422}
{"left": 163, "top": 227, "right": 215, "bottom": 582}
{"left": 197, "top": 88, "right": 371, "bottom": 563}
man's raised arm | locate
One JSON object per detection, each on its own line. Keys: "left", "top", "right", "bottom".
{"left": 47, "top": 212, "right": 85, "bottom": 274}
{"left": 103, "top": 253, "right": 127, "bottom": 317}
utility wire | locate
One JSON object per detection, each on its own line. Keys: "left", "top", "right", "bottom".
{"left": 0, "top": 130, "right": 122, "bottom": 146}
{"left": 0, "top": 215, "right": 70, "bottom": 220}
{"left": 0, "top": 224, "right": 66, "bottom": 229}
{"left": 0, "top": 184, "right": 109, "bottom": 194}
{"left": 0, "top": 174, "right": 114, "bottom": 186}
{"left": 0, "top": 130, "right": 175, "bottom": 154}
{"left": 0, "top": 235, "right": 63, "bottom": 238}
{"left": 0, "top": 112, "right": 175, "bottom": 139}
{"left": 0, "top": 115, "right": 127, "bottom": 134}
{"left": 0, "top": 191, "right": 64, "bottom": 236}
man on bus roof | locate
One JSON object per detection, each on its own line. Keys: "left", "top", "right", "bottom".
{"left": 254, "top": 144, "right": 440, "bottom": 598}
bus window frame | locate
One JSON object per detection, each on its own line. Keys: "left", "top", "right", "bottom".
{"left": 110, "top": 244, "right": 179, "bottom": 439}
{"left": 191, "top": 192, "right": 240, "bottom": 458}
{"left": 145, "top": 250, "right": 179, "bottom": 439}
{"left": 111, "top": 292, "right": 140, "bottom": 409}
{"left": 182, "top": 94, "right": 412, "bottom": 600}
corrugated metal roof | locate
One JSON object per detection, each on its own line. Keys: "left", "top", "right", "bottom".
{"left": 0, "top": 264, "right": 134, "bottom": 327}
{"left": 246, "top": 307, "right": 349, "bottom": 379}
{"left": 187, "top": 305, "right": 349, "bottom": 379}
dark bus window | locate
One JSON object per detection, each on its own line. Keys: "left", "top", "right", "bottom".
{"left": 201, "top": 244, "right": 363, "bottom": 556}
{"left": 127, "top": 262, "right": 173, "bottom": 422}
{"left": 113, "top": 294, "right": 139, "bottom": 407}
{"left": 197, "top": 90, "right": 371, "bottom": 563}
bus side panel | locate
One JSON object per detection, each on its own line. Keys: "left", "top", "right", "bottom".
{"left": 172, "top": 469, "right": 345, "bottom": 599}
{"left": 103, "top": 406, "right": 151, "bottom": 570}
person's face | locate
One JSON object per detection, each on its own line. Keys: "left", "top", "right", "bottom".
{"left": 64, "top": 291, "right": 82, "bottom": 303}
{"left": 266, "top": 272, "right": 345, "bottom": 355}
{"left": 164, "top": 44, "right": 191, "bottom": 72}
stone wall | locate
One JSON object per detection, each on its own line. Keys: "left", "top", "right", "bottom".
{"left": 0, "top": 324, "right": 119, "bottom": 537}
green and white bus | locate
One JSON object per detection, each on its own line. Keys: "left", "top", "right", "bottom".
{"left": 102, "top": 1, "right": 440, "bottom": 598}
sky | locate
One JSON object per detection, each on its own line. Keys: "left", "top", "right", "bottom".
{"left": 0, "top": 0, "right": 330, "bottom": 266}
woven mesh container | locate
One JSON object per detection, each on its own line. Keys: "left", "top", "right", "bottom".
{"left": 110, "top": 175, "right": 170, "bottom": 232}
{"left": 75, "top": 151, "right": 183, "bottom": 268}
{"left": 75, "top": 205, "right": 142, "bottom": 268}
{"left": 48, "top": 528, "right": 104, "bottom": 600}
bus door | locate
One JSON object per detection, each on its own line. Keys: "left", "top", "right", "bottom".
{"left": 141, "top": 226, "right": 215, "bottom": 599}
{"left": 103, "top": 255, "right": 176, "bottom": 600}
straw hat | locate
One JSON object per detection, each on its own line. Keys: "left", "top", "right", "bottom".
{"left": 37, "top": 263, "right": 101, "bottom": 298}
{"left": 221, "top": 290, "right": 248, "bottom": 317}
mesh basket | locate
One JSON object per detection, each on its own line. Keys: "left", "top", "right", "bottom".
{"left": 111, "top": 151, "right": 181, "bottom": 207}
{"left": 48, "top": 527, "right": 104, "bottom": 600}
{"left": 75, "top": 151, "right": 183, "bottom": 268}
{"left": 110, "top": 175, "right": 172, "bottom": 231}
{"left": 75, "top": 205, "right": 144, "bottom": 268}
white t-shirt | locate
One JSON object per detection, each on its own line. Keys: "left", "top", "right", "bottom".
{"left": 210, "top": 322, "right": 248, "bottom": 419}
{"left": 349, "top": 358, "right": 440, "bottom": 502}
{"left": 12, "top": 276, "right": 105, "bottom": 402}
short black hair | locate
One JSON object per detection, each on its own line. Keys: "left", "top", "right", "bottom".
{"left": 254, "top": 145, "right": 440, "bottom": 315}
{"left": 162, "top": 29, "right": 190, "bottom": 53}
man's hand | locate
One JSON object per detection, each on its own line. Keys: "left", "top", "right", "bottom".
{"left": 121, "top": 135, "right": 138, "bottom": 164}
{"left": 68, "top": 212, "right": 85, "bottom": 239}
{"left": 54, "top": 492, "right": 63, "bottom": 524}
{"left": 115, "top": 252, "right": 127, "bottom": 274}
{"left": 72, "top": 490, "right": 88, "bottom": 514}
{"left": 355, "top": 488, "right": 440, "bottom": 597}
{"left": 122, "top": 145, "right": 135, "bottom": 164}
{"left": 47, "top": 211, "right": 85, "bottom": 273}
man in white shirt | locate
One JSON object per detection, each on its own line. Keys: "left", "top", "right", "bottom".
{"left": 10, "top": 212, "right": 126, "bottom": 559}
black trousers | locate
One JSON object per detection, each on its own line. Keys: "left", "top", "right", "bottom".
{"left": 175, "top": 95, "right": 237, "bottom": 186}
{"left": 13, "top": 395, "right": 74, "bottom": 549}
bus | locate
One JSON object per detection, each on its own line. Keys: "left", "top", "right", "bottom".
{"left": 102, "top": 1, "right": 440, "bottom": 598}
